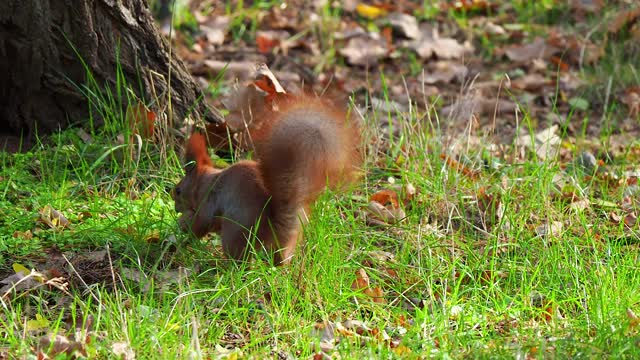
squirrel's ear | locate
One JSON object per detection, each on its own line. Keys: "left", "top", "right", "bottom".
{"left": 185, "top": 133, "right": 213, "bottom": 170}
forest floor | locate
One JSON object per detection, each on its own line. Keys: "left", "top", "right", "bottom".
{"left": 2, "top": 1, "right": 640, "bottom": 358}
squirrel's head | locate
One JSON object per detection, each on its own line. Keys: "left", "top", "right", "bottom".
{"left": 173, "top": 132, "right": 216, "bottom": 212}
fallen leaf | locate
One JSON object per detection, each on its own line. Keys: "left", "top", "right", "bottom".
{"left": 367, "top": 286, "right": 386, "bottom": 304}
{"left": 370, "top": 189, "right": 400, "bottom": 208}
{"left": 621, "top": 87, "right": 640, "bottom": 118}
{"left": 386, "top": 12, "right": 420, "bottom": 39}
{"left": 112, "top": 341, "right": 136, "bottom": 360}
{"left": 441, "top": 95, "right": 518, "bottom": 123}
{"left": 568, "top": 97, "right": 590, "bottom": 111}
{"left": 12, "top": 228, "right": 33, "bottom": 239}
{"left": 424, "top": 61, "right": 468, "bottom": 84}
{"left": 120, "top": 268, "right": 150, "bottom": 293}
{"left": 198, "top": 60, "right": 255, "bottom": 80}
{"left": 516, "top": 125, "right": 561, "bottom": 160}
{"left": 355, "top": 3, "right": 387, "bottom": 19}
{"left": 38, "top": 205, "right": 71, "bottom": 230}
{"left": 448, "top": 0, "right": 494, "bottom": 12}
{"left": 253, "top": 63, "right": 287, "bottom": 101}
{"left": 628, "top": 308, "right": 640, "bottom": 329}
{"left": 411, "top": 25, "right": 469, "bottom": 59}
{"left": 312, "top": 321, "right": 336, "bottom": 353}
{"left": 570, "top": 0, "right": 604, "bottom": 13}
{"left": 367, "top": 250, "right": 395, "bottom": 263}
{"left": 351, "top": 268, "right": 370, "bottom": 291}
{"left": 342, "top": 320, "right": 371, "bottom": 335}
{"left": 393, "top": 344, "right": 412, "bottom": 356}
{"left": 26, "top": 314, "right": 50, "bottom": 331}
{"left": 199, "top": 15, "right": 230, "bottom": 46}
{"left": 535, "top": 221, "right": 563, "bottom": 238}
{"left": 339, "top": 35, "right": 388, "bottom": 66}
{"left": 12, "top": 262, "right": 30, "bottom": 276}
{"left": 144, "top": 229, "right": 161, "bottom": 244}
{"left": 608, "top": 7, "right": 640, "bottom": 34}
{"left": 38, "top": 334, "right": 86, "bottom": 358}
{"left": 440, "top": 154, "right": 480, "bottom": 179}
{"left": 76, "top": 128, "right": 93, "bottom": 143}
{"left": 334, "top": 321, "right": 356, "bottom": 337}
{"left": 367, "top": 201, "right": 405, "bottom": 224}
{"left": 511, "top": 73, "right": 550, "bottom": 91}
{"left": 222, "top": 83, "right": 270, "bottom": 131}
{"left": 504, "top": 37, "right": 557, "bottom": 63}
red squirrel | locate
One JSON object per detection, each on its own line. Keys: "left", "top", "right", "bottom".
{"left": 173, "top": 95, "right": 360, "bottom": 264}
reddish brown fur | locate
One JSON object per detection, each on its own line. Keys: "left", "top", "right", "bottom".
{"left": 173, "top": 96, "right": 360, "bottom": 264}
{"left": 186, "top": 133, "right": 213, "bottom": 170}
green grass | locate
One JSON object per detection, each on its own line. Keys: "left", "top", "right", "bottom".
{"left": 2, "top": 91, "right": 639, "bottom": 358}
{"left": 2, "top": 1, "right": 640, "bottom": 359}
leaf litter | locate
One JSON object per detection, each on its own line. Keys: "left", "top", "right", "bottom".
{"left": 4, "top": 0, "right": 640, "bottom": 357}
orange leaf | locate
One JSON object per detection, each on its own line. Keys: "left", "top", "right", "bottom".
{"left": 256, "top": 34, "right": 279, "bottom": 54}
{"left": 351, "top": 268, "right": 370, "bottom": 291}
{"left": 370, "top": 189, "right": 400, "bottom": 208}
{"left": 550, "top": 56, "right": 570, "bottom": 72}
{"left": 440, "top": 154, "right": 479, "bottom": 179}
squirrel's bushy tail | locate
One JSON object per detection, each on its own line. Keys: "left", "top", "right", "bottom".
{"left": 256, "top": 96, "right": 360, "bottom": 216}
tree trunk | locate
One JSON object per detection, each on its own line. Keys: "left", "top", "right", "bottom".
{"left": 0, "top": 0, "right": 222, "bottom": 151}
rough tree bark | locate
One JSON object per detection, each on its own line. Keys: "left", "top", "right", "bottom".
{"left": 0, "top": 0, "right": 222, "bottom": 151}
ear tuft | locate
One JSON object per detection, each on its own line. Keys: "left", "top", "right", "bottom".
{"left": 185, "top": 133, "right": 213, "bottom": 170}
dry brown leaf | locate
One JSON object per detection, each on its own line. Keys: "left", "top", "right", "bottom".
{"left": 112, "top": 341, "right": 136, "bottom": 360}
{"left": 0, "top": 270, "right": 40, "bottom": 296}
{"left": 351, "top": 268, "right": 370, "bottom": 291}
{"left": 351, "top": 269, "right": 386, "bottom": 304}
{"left": 516, "top": 125, "right": 561, "bottom": 160}
{"left": 570, "top": 0, "right": 604, "bottom": 13}
{"left": 511, "top": 73, "right": 551, "bottom": 91}
{"left": 253, "top": 63, "right": 287, "bottom": 99}
{"left": 367, "top": 201, "right": 405, "bottom": 224}
{"left": 440, "top": 154, "right": 479, "bottom": 180}
{"left": 621, "top": 87, "right": 640, "bottom": 118}
{"left": 366, "top": 286, "right": 386, "bottom": 304}
{"left": 424, "top": 61, "right": 468, "bottom": 84}
{"left": 76, "top": 128, "right": 92, "bottom": 144}
{"left": 411, "top": 25, "right": 469, "bottom": 59}
{"left": 120, "top": 268, "right": 150, "bottom": 293}
{"left": 624, "top": 213, "right": 637, "bottom": 227}
{"left": 627, "top": 308, "right": 640, "bottom": 329}
{"left": 215, "top": 63, "right": 300, "bottom": 151}
{"left": 342, "top": 320, "right": 371, "bottom": 335}
{"left": 339, "top": 35, "right": 388, "bottom": 66}
{"left": 535, "top": 221, "right": 563, "bottom": 238}
{"left": 370, "top": 189, "right": 400, "bottom": 208}
{"left": 312, "top": 321, "right": 336, "bottom": 353}
{"left": 441, "top": 95, "right": 518, "bottom": 123}
{"left": 38, "top": 205, "right": 70, "bottom": 230}
{"left": 256, "top": 30, "right": 293, "bottom": 54}
{"left": 198, "top": 60, "right": 255, "bottom": 80}
{"left": 608, "top": 7, "right": 640, "bottom": 34}
{"left": 386, "top": 12, "right": 420, "bottom": 39}
{"left": 38, "top": 334, "right": 86, "bottom": 358}
{"left": 198, "top": 16, "right": 230, "bottom": 46}
{"left": 504, "top": 37, "right": 558, "bottom": 63}
{"left": 12, "top": 230, "right": 33, "bottom": 240}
